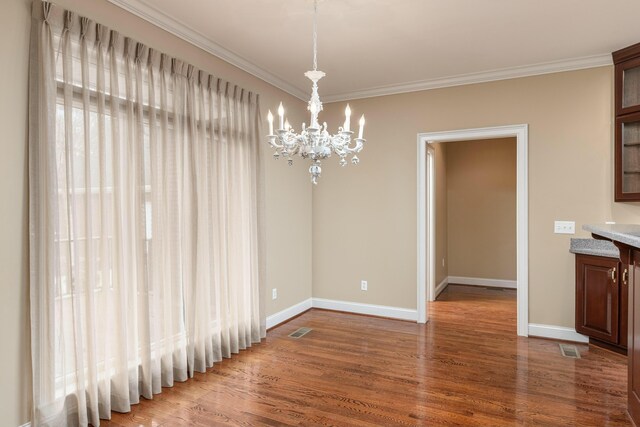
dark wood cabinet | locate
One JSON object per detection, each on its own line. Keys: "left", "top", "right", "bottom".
{"left": 585, "top": 225, "right": 640, "bottom": 426}
{"left": 613, "top": 43, "right": 640, "bottom": 201}
{"left": 614, "top": 242, "right": 640, "bottom": 424}
{"left": 631, "top": 248, "right": 640, "bottom": 422}
{"left": 575, "top": 254, "right": 627, "bottom": 352}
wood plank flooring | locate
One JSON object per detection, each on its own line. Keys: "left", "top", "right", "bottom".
{"left": 103, "top": 285, "right": 631, "bottom": 426}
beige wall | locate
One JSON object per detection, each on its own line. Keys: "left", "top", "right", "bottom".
{"left": 6, "top": 2, "right": 640, "bottom": 425}
{"left": 314, "top": 66, "right": 640, "bottom": 326}
{"left": 446, "top": 138, "right": 517, "bottom": 280}
{"left": 433, "top": 143, "right": 448, "bottom": 285}
{"left": 1, "top": 0, "right": 312, "bottom": 425}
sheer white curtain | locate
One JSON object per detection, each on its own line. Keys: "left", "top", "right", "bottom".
{"left": 28, "top": 2, "right": 265, "bottom": 425}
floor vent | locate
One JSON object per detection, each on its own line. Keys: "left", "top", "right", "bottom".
{"left": 559, "top": 343, "right": 581, "bottom": 359}
{"left": 288, "top": 327, "right": 312, "bottom": 339}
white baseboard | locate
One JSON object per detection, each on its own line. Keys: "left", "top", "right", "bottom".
{"left": 266, "top": 298, "right": 312, "bottom": 329}
{"left": 528, "top": 323, "right": 589, "bottom": 343}
{"left": 447, "top": 276, "right": 517, "bottom": 289}
{"left": 266, "top": 297, "right": 417, "bottom": 330}
{"left": 435, "top": 277, "right": 449, "bottom": 299}
{"left": 312, "top": 298, "right": 417, "bottom": 321}
{"left": 19, "top": 422, "right": 31, "bottom": 427}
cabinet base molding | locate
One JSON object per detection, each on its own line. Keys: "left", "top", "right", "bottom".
{"left": 589, "top": 337, "right": 628, "bottom": 356}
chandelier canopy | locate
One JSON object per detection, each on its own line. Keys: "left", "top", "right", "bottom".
{"left": 266, "top": 0, "right": 366, "bottom": 185}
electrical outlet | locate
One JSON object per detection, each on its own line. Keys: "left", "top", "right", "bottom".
{"left": 554, "top": 221, "right": 575, "bottom": 234}
{"left": 361, "top": 280, "right": 368, "bottom": 291}
{"left": 442, "top": 258, "right": 445, "bottom": 267}
{"left": 272, "top": 288, "right": 277, "bottom": 300}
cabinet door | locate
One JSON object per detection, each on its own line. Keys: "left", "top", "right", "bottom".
{"left": 575, "top": 254, "right": 619, "bottom": 344}
{"left": 628, "top": 249, "right": 640, "bottom": 424}
{"left": 616, "top": 57, "right": 640, "bottom": 116}
{"left": 615, "top": 113, "right": 640, "bottom": 201}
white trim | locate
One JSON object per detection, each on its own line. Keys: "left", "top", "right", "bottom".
{"left": 417, "top": 137, "right": 428, "bottom": 321}
{"left": 266, "top": 298, "right": 312, "bottom": 329}
{"left": 267, "top": 297, "right": 418, "bottom": 329}
{"left": 528, "top": 323, "right": 589, "bottom": 343}
{"left": 426, "top": 147, "right": 436, "bottom": 303}
{"left": 448, "top": 276, "right": 517, "bottom": 289}
{"left": 435, "top": 277, "right": 449, "bottom": 299}
{"left": 312, "top": 298, "right": 418, "bottom": 321}
{"left": 18, "top": 422, "right": 31, "bottom": 427}
{"left": 324, "top": 54, "right": 612, "bottom": 102}
{"left": 418, "top": 124, "right": 529, "bottom": 337}
{"left": 106, "top": 0, "right": 308, "bottom": 101}
{"left": 516, "top": 125, "right": 529, "bottom": 338}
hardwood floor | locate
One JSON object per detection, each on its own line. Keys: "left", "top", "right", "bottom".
{"left": 103, "top": 285, "right": 631, "bottom": 426}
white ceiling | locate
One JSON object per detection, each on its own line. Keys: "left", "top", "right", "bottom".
{"left": 109, "top": 0, "right": 640, "bottom": 102}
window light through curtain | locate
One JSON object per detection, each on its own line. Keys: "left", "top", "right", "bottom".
{"left": 28, "top": 1, "right": 265, "bottom": 425}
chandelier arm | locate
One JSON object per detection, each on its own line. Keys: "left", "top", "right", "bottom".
{"left": 282, "top": 134, "right": 298, "bottom": 149}
{"left": 330, "top": 134, "right": 349, "bottom": 147}
{"left": 268, "top": 137, "right": 284, "bottom": 149}
{"left": 348, "top": 138, "right": 365, "bottom": 153}
{"left": 335, "top": 135, "right": 364, "bottom": 154}
{"left": 283, "top": 144, "right": 300, "bottom": 156}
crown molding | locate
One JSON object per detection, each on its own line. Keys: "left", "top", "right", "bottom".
{"left": 104, "top": 0, "right": 612, "bottom": 104}
{"left": 106, "top": 0, "right": 309, "bottom": 101}
{"left": 322, "top": 54, "right": 613, "bottom": 103}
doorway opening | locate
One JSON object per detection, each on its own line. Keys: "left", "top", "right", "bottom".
{"left": 417, "top": 125, "right": 528, "bottom": 336}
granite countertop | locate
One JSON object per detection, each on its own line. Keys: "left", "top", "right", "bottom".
{"left": 569, "top": 238, "right": 619, "bottom": 258}
{"left": 583, "top": 224, "right": 640, "bottom": 249}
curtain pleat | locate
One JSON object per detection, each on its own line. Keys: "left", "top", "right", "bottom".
{"left": 28, "top": 2, "right": 266, "bottom": 426}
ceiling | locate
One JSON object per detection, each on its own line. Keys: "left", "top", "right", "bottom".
{"left": 109, "top": 0, "right": 640, "bottom": 102}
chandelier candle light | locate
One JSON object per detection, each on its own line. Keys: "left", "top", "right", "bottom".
{"left": 266, "top": 0, "right": 366, "bottom": 184}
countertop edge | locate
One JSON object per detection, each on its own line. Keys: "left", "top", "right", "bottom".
{"left": 569, "top": 248, "right": 619, "bottom": 258}
{"left": 569, "top": 238, "right": 620, "bottom": 258}
{"left": 583, "top": 224, "right": 640, "bottom": 249}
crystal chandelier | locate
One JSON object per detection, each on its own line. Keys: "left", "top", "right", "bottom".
{"left": 266, "top": 0, "right": 366, "bottom": 185}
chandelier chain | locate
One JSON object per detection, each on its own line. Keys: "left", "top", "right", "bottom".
{"left": 312, "top": 0, "right": 318, "bottom": 71}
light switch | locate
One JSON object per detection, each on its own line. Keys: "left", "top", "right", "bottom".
{"left": 554, "top": 221, "right": 575, "bottom": 234}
